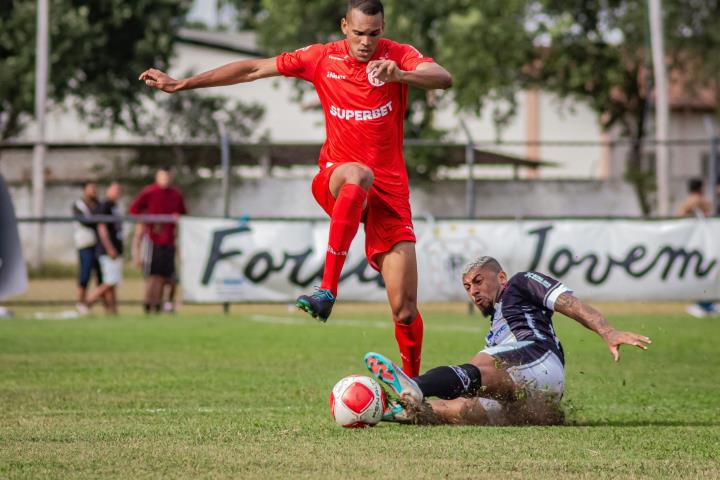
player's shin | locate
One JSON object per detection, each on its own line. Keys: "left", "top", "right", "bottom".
{"left": 320, "top": 183, "right": 367, "bottom": 297}
{"left": 413, "top": 364, "right": 482, "bottom": 400}
{"left": 393, "top": 311, "right": 424, "bottom": 377}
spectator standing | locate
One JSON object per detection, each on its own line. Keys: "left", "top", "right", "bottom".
{"left": 678, "top": 178, "right": 712, "bottom": 218}
{"left": 72, "top": 181, "right": 101, "bottom": 314}
{"left": 129, "top": 168, "right": 187, "bottom": 314}
{"left": 85, "top": 182, "right": 124, "bottom": 314}
{"left": 131, "top": 223, "right": 178, "bottom": 313}
{"left": 679, "top": 178, "right": 717, "bottom": 317}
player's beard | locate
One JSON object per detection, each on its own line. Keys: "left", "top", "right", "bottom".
{"left": 480, "top": 304, "right": 495, "bottom": 318}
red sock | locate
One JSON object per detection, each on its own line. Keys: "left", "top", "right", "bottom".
{"left": 394, "top": 312, "right": 424, "bottom": 377}
{"left": 320, "top": 183, "right": 367, "bottom": 297}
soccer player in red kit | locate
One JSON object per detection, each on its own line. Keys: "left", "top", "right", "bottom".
{"left": 139, "top": 0, "right": 452, "bottom": 377}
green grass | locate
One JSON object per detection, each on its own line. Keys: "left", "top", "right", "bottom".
{"left": 1, "top": 307, "right": 719, "bottom": 479}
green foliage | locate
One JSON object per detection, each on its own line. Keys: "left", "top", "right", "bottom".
{"left": 244, "top": 0, "right": 535, "bottom": 177}
{"left": 0, "top": 308, "right": 719, "bottom": 477}
{"left": 136, "top": 87, "right": 265, "bottom": 144}
{"left": 532, "top": 0, "right": 720, "bottom": 215}
{"left": 113, "top": 83, "right": 265, "bottom": 197}
{"left": 0, "top": 0, "right": 191, "bottom": 140}
{"left": 253, "top": 0, "right": 536, "bottom": 123}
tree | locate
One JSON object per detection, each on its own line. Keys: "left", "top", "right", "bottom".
{"left": 118, "top": 83, "right": 265, "bottom": 196}
{"left": 0, "top": 0, "right": 191, "bottom": 142}
{"left": 235, "top": 0, "right": 535, "bottom": 176}
{"left": 533, "top": 0, "right": 720, "bottom": 215}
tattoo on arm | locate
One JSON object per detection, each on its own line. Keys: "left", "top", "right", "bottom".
{"left": 554, "top": 292, "right": 613, "bottom": 337}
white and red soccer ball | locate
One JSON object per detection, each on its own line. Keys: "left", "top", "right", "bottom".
{"left": 329, "top": 375, "right": 385, "bottom": 428}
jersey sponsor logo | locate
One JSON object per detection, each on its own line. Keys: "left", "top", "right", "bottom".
{"left": 329, "top": 101, "right": 393, "bottom": 121}
{"left": 525, "top": 271, "right": 551, "bottom": 288}
{"left": 486, "top": 320, "right": 510, "bottom": 346}
{"left": 326, "top": 71, "right": 346, "bottom": 80}
{"left": 328, "top": 54, "right": 347, "bottom": 61}
{"left": 367, "top": 69, "right": 385, "bottom": 87}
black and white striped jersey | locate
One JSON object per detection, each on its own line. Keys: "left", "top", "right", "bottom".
{"left": 485, "top": 271, "right": 572, "bottom": 365}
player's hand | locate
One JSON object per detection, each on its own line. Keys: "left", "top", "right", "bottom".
{"left": 139, "top": 68, "right": 182, "bottom": 93}
{"left": 108, "top": 249, "right": 119, "bottom": 260}
{"left": 366, "top": 59, "right": 404, "bottom": 84}
{"left": 601, "top": 329, "right": 651, "bottom": 362}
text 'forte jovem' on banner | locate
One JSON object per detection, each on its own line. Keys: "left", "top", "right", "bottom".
{"left": 180, "top": 217, "right": 720, "bottom": 302}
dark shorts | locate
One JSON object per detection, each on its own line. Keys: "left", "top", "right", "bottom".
{"left": 143, "top": 243, "right": 176, "bottom": 279}
{"left": 311, "top": 163, "right": 416, "bottom": 272}
{"left": 78, "top": 246, "right": 102, "bottom": 288}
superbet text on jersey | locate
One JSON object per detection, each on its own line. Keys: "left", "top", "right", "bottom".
{"left": 276, "top": 39, "right": 433, "bottom": 198}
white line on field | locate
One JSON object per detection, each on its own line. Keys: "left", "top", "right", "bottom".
{"left": 247, "top": 314, "right": 482, "bottom": 333}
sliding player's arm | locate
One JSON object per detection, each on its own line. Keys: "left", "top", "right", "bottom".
{"left": 554, "top": 292, "right": 651, "bottom": 362}
{"left": 139, "top": 57, "right": 280, "bottom": 93}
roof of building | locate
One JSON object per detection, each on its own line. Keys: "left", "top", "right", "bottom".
{"left": 176, "top": 28, "right": 264, "bottom": 57}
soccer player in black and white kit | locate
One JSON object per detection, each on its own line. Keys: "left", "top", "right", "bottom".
{"left": 364, "top": 256, "right": 651, "bottom": 425}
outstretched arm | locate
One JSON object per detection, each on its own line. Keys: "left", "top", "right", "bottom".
{"left": 139, "top": 57, "right": 281, "bottom": 93}
{"left": 366, "top": 60, "right": 452, "bottom": 90}
{"left": 131, "top": 224, "right": 145, "bottom": 268}
{"left": 554, "top": 292, "right": 651, "bottom": 362}
{"left": 97, "top": 224, "right": 118, "bottom": 260}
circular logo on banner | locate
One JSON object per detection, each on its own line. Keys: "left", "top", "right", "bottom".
{"left": 367, "top": 69, "right": 385, "bottom": 87}
{"left": 421, "top": 230, "right": 488, "bottom": 300}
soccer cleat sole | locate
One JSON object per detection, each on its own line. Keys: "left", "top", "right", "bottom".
{"left": 295, "top": 298, "right": 328, "bottom": 323}
{"left": 364, "top": 352, "right": 423, "bottom": 403}
{"left": 364, "top": 352, "right": 406, "bottom": 398}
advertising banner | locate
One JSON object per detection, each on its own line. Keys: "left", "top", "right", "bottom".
{"left": 180, "top": 217, "right": 720, "bottom": 302}
{"left": 0, "top": 176, "right": 28, "bottom": 300}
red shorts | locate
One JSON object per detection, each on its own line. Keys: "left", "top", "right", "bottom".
{"left": 311, "top": 163, "right": 416, "bottom": 271}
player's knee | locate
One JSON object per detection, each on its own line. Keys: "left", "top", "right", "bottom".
{"left": 392, "top": 303, "right": 417, "bottom": 325}
{"left": 344, "top": 164, "right": 374, "bottom": 190}
{"left": 470, "top": 356, "right": 517, "bottom": 401}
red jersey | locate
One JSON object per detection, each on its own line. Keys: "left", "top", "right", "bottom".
{"left": 129, "top": 184, "right": 187, "bottom": 246}
{"left": 276, "top": 39, "right": 433, "bottom": 199}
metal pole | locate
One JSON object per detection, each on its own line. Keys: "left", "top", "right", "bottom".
{"left": 648, "top": 0, "right": 671, "bottom": 217}
{"left": 459, "top": 120, "right": 475, "bottom": 315}
{"left": 215, "top": 116, "right": 231, "bottom": 314}
{"left": 215, "top": 119, "right": 231, "bottom": 217}
{"left": 32, "top": 0, "right": 49, "bottom": 269}
{"left": 704, "top": 116, "right": 718, "bottom": 215}
{"left": 459, "top": 120, "right": 475, "bottom": 219}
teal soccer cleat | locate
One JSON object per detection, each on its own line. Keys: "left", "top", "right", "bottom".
{"left": 295, "top": 288, "right": 335, "bottom": 322}
{"left": 382, "top": 398, "right": 411, "bottom": 423}
{"left": 363, "top": 352, "right": 423, "bottom": 403}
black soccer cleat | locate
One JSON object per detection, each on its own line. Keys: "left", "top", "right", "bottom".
{"left": 295, "top": 288, "right": 336, "bottom": 323}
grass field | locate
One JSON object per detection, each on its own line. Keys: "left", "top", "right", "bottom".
{"left": 1, "top": 302, "right": 719, "bottom": 479}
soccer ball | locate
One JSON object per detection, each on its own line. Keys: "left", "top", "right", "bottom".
{"left": 329, "top": 375, "right": 385, "bottom": 428}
